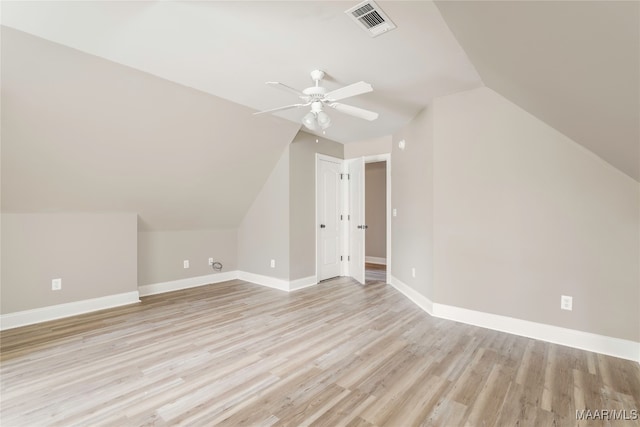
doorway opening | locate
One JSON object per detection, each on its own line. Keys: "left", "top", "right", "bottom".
{"left": 364, "top": 161, "right": 387, "bottom": 284}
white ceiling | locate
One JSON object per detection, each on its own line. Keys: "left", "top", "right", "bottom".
{"left": 1, "top": 1, "right": 638, "bottom": 181}
{"left": 0, "top": 0, "right": 482, "bottom": 144}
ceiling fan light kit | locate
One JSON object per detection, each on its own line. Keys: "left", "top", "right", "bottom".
{"left": 254, "top": 69, "right": 379, "bottom": 132}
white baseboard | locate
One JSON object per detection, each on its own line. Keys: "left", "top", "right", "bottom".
{"left": 390, "top": 276, "right": 640, "bottom": 363}
{"left": 390, "top": 276, "right": 433, "bottom": 315}
{"left": 0, "top": 291, "right": 140, "bottom": 331}
{"left": 365, "top": 256, "right": 387, "bottom": 265}
{"left": 138, "top": 271, "right": 239, "bottom": 297}
{"left": 237, "top": 271, "right": 289, "bottom": 292}
{"left": 0, "top": 270, "right": 313, "bottom": 330}
{"left": 289, "top": 276, "right": 318, "bottom": 291}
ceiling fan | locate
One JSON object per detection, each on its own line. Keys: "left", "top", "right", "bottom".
{"left": 253, "top": 70, "right": 379, "bottom": 131}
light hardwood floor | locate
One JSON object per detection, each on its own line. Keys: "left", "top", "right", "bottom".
{"left": 1, "top": 277, "right": 639, "bottom": 426}
{"left": 365, "top": 263, "right": 386, "bottom": 285}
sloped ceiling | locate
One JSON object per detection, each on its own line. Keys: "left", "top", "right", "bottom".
{"left": 0, "top": 0, "right": 482, "bottom": 143}
{"left": 435, "top": 0, "right": 640, "bottom": 181}
{"left": 1, "top": 1, "right": 637, "bottom": 235}
{"left": 1, "top": 27, "right": 300, "bottom": 230}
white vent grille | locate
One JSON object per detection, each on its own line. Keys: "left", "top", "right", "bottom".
{"left": 345, "top": 1, "right": 396, "bottom": 37}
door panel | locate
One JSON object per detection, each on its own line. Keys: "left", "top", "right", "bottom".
{"left": 318, "top": 159, "right": 342, "bottom": 281}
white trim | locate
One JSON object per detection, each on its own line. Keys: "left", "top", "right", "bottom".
{"left": 365, "top": 256, "right": 387, "bottom": 265}
{"left": 0, "top": 291, "right": 140, "bottom": 331}
{"left": 390, "top": 275, "right": 640, "bottom": 363}
{"left": 0, "top": 271, "right": 318, "bottom": 330}
{"left": 431, "top": 303, "right": 640, "bottom": 363}
{"left": 138, "top": 271, "right": 239, "bottom": 297}
{"left": 363, "top": 154, "right": 390, "bottom": 163}
{"left": 390, "top": 276, "right": 433, "bottom": 315}
{"left": 316, "top": 153, "right": 343, "bottom": 164}
{"left": 289, "top": 276, "right": 318, "bottom": 291}
{"left": 238, "top": 271, "right": 289, "bottom": 292}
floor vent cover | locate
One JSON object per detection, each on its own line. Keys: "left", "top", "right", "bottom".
{"left": 345, "top": 1, "right": 396, "bottom": 37}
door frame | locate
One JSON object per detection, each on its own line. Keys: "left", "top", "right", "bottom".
{"left": 315, "top": 152, "right": 391, "bottom": 285}
{"left": 315, "top": 154, "right": 347, "bottom": 280}
{"left": 363, "top": 153, "right": 391, "bottom": 285}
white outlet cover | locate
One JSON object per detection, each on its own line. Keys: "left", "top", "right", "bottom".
{"left": 183, "top": 260, "right": 189, "bottom": 268}
{"left": 208, "top": 258, "right": 214, "bottom": 265}
{"left": 52, "top": 278, "right": 62, "bottom": 290}
{"left": 270, "top": 259, "right": 276, "bottom": 268}
{"left": 393, "top": 208, "right": 397, "bottom": 217}
{"left": 561, "top": 295, "right": 573, "bottom": 311}
{"left": 411, "top": 268, "right": 416, "bottom": 278}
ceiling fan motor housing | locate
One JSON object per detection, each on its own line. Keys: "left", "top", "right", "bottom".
{"left": 302, "top": 86, "right": 327, "bottom": 100}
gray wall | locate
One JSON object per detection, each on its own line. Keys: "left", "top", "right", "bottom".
{"left": 365, "top": 162, "right": 387, "bottom": 260}
{"left": 391, "top": 87, "right": 639, "bottom": 342}
{"left": 289, "top": 132, "right": 344, "bottom": 281}
{"left": 238, "top": 147, "right": 290, "bottom": 279}
{"left": 391, "top": 107, "right": 435, "bottom": 299}
{"left": 344, "top": 135, "right": 392, "bottom": 159}
{"left": 433, "top": 87, "right": 639, "bottom": 341}
{"left": 138, "top": 229, "right": 237, "bottom": 286}
{"left": 237, "top": 132, "right": 344, "bottom": 282}
{"left": 1, "top": 26, "right": 299, "bottom": 232}
{"left": 1, "top": 213, "right": 138, "bottom": 313}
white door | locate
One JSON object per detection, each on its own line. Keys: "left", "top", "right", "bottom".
{"left": 348, "top": 157, "right": 365, "bottom": 284}
{"left": 317, "top": 159, "right": 342, "bottom": 281}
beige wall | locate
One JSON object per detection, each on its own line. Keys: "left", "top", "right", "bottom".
{"left": 365, "top": 162, "right": 387, "bottom": 260}
{"left": 137, "top": 228, "right": 237, "bottom": 286}
{"left": 1, "top": 213, "right": 138, "bottom": 313}
{"left": 289, "top": 132, "right": 344, "bottom": 280}
{"left": 344, "top": 135, "right": 392, "bottom": 159}
{"left": 238, "top": 146, "right": 290, "bottom": 279}
{"left": 391, "top": 108, "right": 435, "bottom": 299}
{"left": 433, "top": 87, "right": 640, "bottom": 341}
{"left": 1, "top": 27, "right": 299, "bottom": 232}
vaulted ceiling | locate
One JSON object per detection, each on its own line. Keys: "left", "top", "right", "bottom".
{"left": 0, "top": 1, "right": 482, "bottom": 144}
{"left": 1, "top": 1, "right": 638, "bottom": 232}
{"left": 435, "top": 0, "right": 639, "bottom": 181}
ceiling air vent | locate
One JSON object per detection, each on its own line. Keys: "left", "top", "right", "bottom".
{"left": 345, "top": 1, "right": 396, "bottom": 37}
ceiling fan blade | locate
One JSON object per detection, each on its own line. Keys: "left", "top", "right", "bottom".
{"left": 265, "top": 81, "right": 305, "bottom": 98}
{"left": 328, "top": 102, "right": 379, "bottom": 121}
{"left": 253, "top": 103, "right": 310, "bottom": 115}
{"left": 325, "top": 81, "right": 373, "bottom": 101}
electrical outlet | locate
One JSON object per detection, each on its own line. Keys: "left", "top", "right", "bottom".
{"left": 393, "top": 208, "right": 397, "bottom": 217}
{"left": 52, "top": 278, "right": 62, "bottom": 291}
{"left": 183, "top": 260, "right": 189, "bottom": 269}
{"left": 561, "top": 295, "right": 573, "bottom": 311}
{"left": 411, "top": 267, "right": 416, "bottom": 278}
{"left": 270, "top": 259, "right": 276, "bottom": 268}
{"left": 208, "top": 258, "right": 214, "bottom": 266}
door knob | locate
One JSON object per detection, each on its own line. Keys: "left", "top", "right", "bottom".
{"left": 320, "top": 224, "right": 326, "bottom": 228}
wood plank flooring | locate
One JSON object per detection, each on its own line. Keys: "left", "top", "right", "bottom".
{"left": 365, "top": 264, "right": 386, "bottom": 285}
{"left": 1, "top": 277, "right": 639, "bottom": 426}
